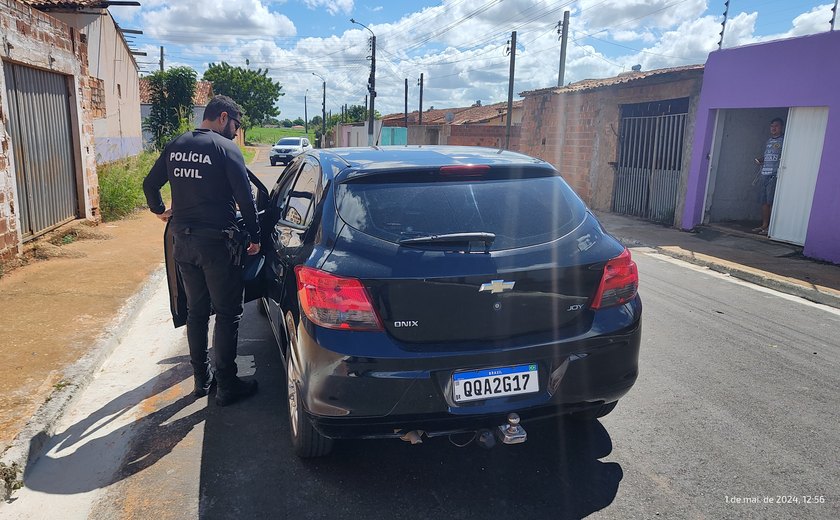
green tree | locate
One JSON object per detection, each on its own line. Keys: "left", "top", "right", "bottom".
{"left": 142, "top": 67, "right": 197, "bottom": 151}
{"left": 202, "top": 62, "right": 283, "bottom": 127}
{"left": 292, "top": 117, "right": 305, "bottom": 126}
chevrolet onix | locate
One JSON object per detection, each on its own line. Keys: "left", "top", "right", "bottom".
{"left": 165, "top": 146, "right": 642, "bottom": 458}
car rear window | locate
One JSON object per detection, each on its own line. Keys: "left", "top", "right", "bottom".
{"left": 335, "top": 170, "right": 586, "bottom": 250}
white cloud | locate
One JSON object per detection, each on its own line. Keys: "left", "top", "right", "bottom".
{"left": 780, "top": 3, "right": 834, "bottom": 37}
{"left": 303, "top": 0, "right": 354, "bottom": 16}
{"left": 142, "top": 0, "right": 296, "bottom": 44}
{"left": 577, "top": 0, "right": 708, "bottom": 33}
{"left": 128, "top": 0, "right": 834, "bottom": 121}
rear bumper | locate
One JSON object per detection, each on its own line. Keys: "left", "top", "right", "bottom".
{"left": 293, "top": 299, "right": 642, "bottom": 439}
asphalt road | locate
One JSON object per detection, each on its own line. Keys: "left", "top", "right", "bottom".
{"left": 2, "top": 159, "right": 838, "bottom": 519}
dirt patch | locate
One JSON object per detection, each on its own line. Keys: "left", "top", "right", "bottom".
{"left": 0, "top": 211, "right": 166, "bottom": 451}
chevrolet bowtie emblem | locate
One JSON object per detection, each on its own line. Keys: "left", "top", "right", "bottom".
{"left": 479, "top": 280, "right": 515, "bottom": 294}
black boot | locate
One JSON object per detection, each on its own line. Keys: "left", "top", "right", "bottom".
{"left": 194, "top": 370, "right": 216, "bottom": 398}
{"left": 215, "top": 377, "right": 258, "bottom": 406}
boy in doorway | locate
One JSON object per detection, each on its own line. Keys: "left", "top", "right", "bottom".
{"left": 753, "top": 117, "right": 785, "bottom": 235}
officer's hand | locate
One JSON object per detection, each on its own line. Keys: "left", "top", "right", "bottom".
{"left": 246, "top": 242, "right": 260, "bottom": 255}
{"left": 156, "top": 209, "right": 172, "bottom": 222}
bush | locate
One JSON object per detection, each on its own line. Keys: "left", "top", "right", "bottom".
{"left": 98, "top": 152, "right": 162, "bottom": 221}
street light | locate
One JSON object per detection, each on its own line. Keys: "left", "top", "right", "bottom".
{"left": 312, "top": 72, "right": 326, "bottom": 148}
{"left": 350, "top": 18, "right": 376, "bottom": 146}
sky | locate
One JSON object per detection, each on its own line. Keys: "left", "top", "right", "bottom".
{"left": 112, "top": 0, "right": 836, "bottom": 122}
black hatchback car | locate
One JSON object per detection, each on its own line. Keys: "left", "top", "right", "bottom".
{"left": 166, "top": 146, "right": 642, "bottom": 458}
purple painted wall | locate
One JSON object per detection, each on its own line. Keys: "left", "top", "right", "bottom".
{"left": 683, "top": 31, "right": 840, "bottom": 263}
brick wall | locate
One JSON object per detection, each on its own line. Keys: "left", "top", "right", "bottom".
{"left": 445, "top": 124, "right": 520, "bottom": 149}
{"left": 519, "top": 70, "right": 703, "bottom": 213}
{"left": 0, "top": 0, "right": 97, "bottom": 259}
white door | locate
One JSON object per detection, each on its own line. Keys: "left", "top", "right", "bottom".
{"left": 769, "top": 107, "right": 829, "bottom": 245}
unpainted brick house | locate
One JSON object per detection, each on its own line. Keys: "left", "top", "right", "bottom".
{"left": 519, "top": 65, "right": 704, "bottom": 228}
{"left": 0, "top": 0, "right": 99, "bottom": 259}
{"left": 375, "top": 101, "right": 524, "bottom": 148}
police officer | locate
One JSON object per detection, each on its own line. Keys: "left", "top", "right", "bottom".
{"left": 143, "top": 95, "right": 261, "bottom": 406}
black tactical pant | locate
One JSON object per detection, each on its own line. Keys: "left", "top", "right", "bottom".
{"left": 173, "top": 232, "right": 243, "bottom": 384}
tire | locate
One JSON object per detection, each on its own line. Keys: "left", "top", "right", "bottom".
{"left": 270, "top": 158, "right": 277, "bottom": 166}
{"left": 285, "top": 314, "right": 333, "bottom": 458}
{"left": 569, "top": 401, "right": 618, "bottom": 422}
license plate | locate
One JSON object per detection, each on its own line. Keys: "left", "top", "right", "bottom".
{"left": 452, "top": 364, "right": 539, "bottom": 403}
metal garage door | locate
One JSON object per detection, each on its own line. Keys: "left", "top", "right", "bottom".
{"left": 3, "top": 63, "right": 78, "bottom": 239}
{"left": 613, "top": 98, "right": 688, "bottom": 225}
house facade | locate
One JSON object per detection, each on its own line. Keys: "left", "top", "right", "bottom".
{"left": 519, "top": 66, "right": 704, "bottom": 227}
{"left": 31, "top": 0, "right": 142, "bottom": 164}
{"left": 682, "top": 31, "right": 840, "bottom": 264}
{"left": 0, "top": 0, "right": 98, "bottom": 259}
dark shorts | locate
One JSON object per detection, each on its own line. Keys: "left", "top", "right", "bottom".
{"left": 759, "top": 175, "right": 777, "bottom": 205}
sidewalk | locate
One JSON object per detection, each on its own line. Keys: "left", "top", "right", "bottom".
{"left": 1, "top": 178, "right": 838, "bottom": 493}
{"left": 595, "top": 211, "right": 840, "bottom": 309}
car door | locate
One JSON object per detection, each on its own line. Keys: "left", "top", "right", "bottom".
{"left": 267, "top": 156, "right": 323, "bottom": 325}
{"left": 164, "top": 169, "right": 270, "bottom": 327}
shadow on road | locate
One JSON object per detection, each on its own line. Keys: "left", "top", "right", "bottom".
{"left": 198, "top": 306, "right": 622, "bottom": 519}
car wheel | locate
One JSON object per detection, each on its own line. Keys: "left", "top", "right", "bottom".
{"left": 569, "top": 401, "right": 618, "bottom": 421}
{"left": 285, "top": 313, "right": 333, "bottom": 458}
{"left": 270, "top": 158, "right": 277, "bottom": 166}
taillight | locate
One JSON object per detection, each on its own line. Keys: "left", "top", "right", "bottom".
{"left": 295, "top": 266, "right": 383, "bottom": 331}
{"left": 590, "top": 248, "right": 639, "bottom": 309}
{"left": 439, "top": 165, "right": 490, "bottom": 177}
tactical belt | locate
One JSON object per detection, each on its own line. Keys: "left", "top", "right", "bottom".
{"left": 179, "top": 227, "right": 227, "bottom": 240}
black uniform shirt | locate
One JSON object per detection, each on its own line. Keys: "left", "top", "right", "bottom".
{"left": 143, "top": 129, "right": 260, "bottom": 240}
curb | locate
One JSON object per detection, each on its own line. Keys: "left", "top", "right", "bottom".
{"left": 615, "top": 236, "right": 840, "bottom": 310}
{"left": 0, "top": 266, "right": 166, "bottom": 499}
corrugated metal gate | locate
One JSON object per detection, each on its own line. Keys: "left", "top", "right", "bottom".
{"left": 613, "top": 112, "right": 687, "bottom": 225}
{"left": 3, "top": 63, "right": 78, "bottom": 239}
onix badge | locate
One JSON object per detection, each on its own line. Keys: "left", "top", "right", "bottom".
{"left": 479, "top": 280, "right": 515, "bottom": 294}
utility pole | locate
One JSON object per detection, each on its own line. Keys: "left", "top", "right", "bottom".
{"left": 505, "top": 31, "right": 517, "bottom": 150}
{"left": 418, "top": 73, "right": 424, "bottom": 126}
{"left": 718, "top": 1, "right": 730, "bottom": 49}
{"left": 404, "top": 78, "right": 408, "bottom": 129}
{"left": 304, "top": 89, "right": 309, "bottom": 134}
{"left": 351, "top": 18, "right": 376, "bottom": 146}
{"left": 831, "top": 0, "right": 837, "bottom": 30}
{"left": 159, "top": 46, "right": 164, "bottom": 71}
{"left": 313, "top": 72, "right": 326, "bottom": 148}
{"left": 364, "top": 95, "right": 368, "bottom": 121}
{"left": 557, "top": 11, "right": 569, "bottom": 87}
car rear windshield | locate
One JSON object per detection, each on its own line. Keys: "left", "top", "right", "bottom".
{"left": 335, "top": 169, "right": 587, "bottom": 250}
{"left": 277, "top": 138, "right": 301, "bottom": 145}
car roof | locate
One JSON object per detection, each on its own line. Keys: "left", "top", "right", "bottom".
{"left": 313, "top": 145, "right": 549, "bottom": 182}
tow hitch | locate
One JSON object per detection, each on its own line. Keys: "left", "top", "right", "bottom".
{"left": 496, "top": 413, "right": 527, "bottom": 445}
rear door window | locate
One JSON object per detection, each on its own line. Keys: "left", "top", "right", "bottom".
{"left": 335, "top": 170, "right": 586, "bottom": 250}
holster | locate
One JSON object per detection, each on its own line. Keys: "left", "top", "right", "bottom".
{"left": 223, "top": 227, "right": 249, "bottom": 266}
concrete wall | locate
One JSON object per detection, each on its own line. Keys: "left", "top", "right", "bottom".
{"left": 0, "top": 0, "right": 98, "bottom": 259}
{"left": 706, "top": 108, "right": 787, "bottom": 223}
{"left": 683, "top": 31, "right": 840, "bottom": 263}
{"left": 520, "top": 71, "right": 703, "bottom": 217}
{"left": 50, "top": 10, "right": 142, "bottom": 164}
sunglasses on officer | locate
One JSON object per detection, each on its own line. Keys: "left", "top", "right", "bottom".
{"left": 227, "top": 113, "right": 241, "bottom": 131}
